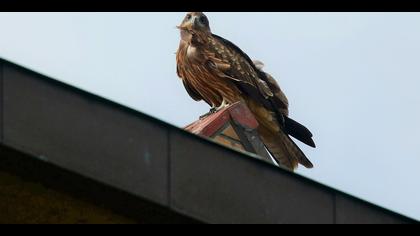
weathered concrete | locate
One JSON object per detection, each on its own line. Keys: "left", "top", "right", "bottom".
{"left": 0, "top": 58, "right": 416, "bottom": 224}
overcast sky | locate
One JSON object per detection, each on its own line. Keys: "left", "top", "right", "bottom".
{"left": 0, "top": 12, "right": 419, "bottom": 221}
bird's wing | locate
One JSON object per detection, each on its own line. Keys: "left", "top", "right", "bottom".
{"left": 209, "top": 35, "right": 292, "bottom": 113}
{"left": 176, "top": 63, "right": 203, "bottom": 101}
{"left": 253, "top": 60, "right": 316, "bottom": 148}
{"left": 182, "top": 79, "right": 203, "bottom": 101}
{"left": 258, "top": 68, "right": 289, "bottom": 112}
{"left": 209, "top": 34, "right": 316, "bottom": 148}
{"left": 204, "top": 34, "right": 276, "bottom": 110}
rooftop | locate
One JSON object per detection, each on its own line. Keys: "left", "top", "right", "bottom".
{"left": 0, "top": 58, "right": 416, "bottom": 224}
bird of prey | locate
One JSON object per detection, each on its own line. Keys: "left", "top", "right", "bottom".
{"left": 176, "top": 12, "right": 316, "bottom": 170}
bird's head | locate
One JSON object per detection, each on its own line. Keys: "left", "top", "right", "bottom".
{"left": 177, "top": 12, "right": 211, "bottom": 35}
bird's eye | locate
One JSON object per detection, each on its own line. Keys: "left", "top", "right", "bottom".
{"left": 199, "top": 16, "right": 208, "bottom": 25}
{"left": 186, "top": 14, "right": 192, "bottom": 20}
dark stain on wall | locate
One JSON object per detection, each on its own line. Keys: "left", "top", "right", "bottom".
{"left": 0, "top": 145, "right": 200, "bottom": 224}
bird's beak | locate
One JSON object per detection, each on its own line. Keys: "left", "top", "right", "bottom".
{"left": 176, "top": 24, "right": 188, "bottom": 31}
{"left": 177, "top": 23, "right": 189, "bottom": 31}
{"left": 177, "top": 15, "right": 199, "bottom": 31}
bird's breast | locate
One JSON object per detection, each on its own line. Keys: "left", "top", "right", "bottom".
{"left": 185, "top": 42, "right": 211, "bottom": 64}
{"left": 186, "top": 45, "right": 197, "bottom": 57}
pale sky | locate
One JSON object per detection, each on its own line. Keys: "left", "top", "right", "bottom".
{"left": 0, "top": 12, "right": 419, "bottom": 221}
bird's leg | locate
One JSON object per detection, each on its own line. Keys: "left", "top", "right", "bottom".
{"left": 199, "top": 100, "right": 230, "bottom": 119}
{"left": 215, "top": 99, "right": 229, "bottom": 111}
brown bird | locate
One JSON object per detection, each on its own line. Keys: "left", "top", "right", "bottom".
{"left": 176, "top": 12, "right": 316, "bottom": 170}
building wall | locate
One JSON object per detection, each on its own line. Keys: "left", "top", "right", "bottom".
{"left": 0, "top": 58, "right": 416, "bottom": 224}
{"left": 0, "top": 170, "right": 135, "bottom": 224}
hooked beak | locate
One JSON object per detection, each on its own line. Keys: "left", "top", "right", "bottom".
{"left": 177, "top": 15, "right": 199, "bottom": 31}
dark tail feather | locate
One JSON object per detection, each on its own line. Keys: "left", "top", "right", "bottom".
{"left": 284, "top": 116, "right": 316, "bottom": 148}
{"left": 262, "top": 134, "right": 297, "bottom": 170}
{"left": 259, "top": 127, "right": 313, "bottom": 170}
{"left": 283, "top": 134, "right": 314, "bottom": 168}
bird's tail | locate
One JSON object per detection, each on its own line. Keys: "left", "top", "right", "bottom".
{"left": 258, "top": 125, "right": 313, "bottom": 171}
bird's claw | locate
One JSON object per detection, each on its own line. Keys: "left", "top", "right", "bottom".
{"left": 199, "top": 107, "right": 217, "bottom": 119}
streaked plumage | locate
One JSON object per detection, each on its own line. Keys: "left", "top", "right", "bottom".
{"left": 176, "top": 12, "right": 315, "bottom": 170}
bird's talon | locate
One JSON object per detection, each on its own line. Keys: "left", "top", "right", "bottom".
{"left": 199, "top": 107, "right": 217, "bottom": 119}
